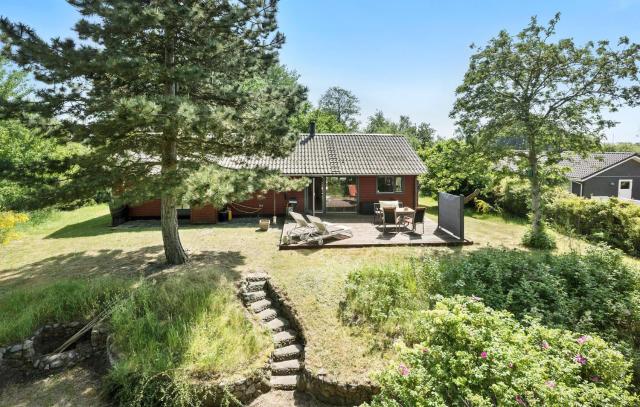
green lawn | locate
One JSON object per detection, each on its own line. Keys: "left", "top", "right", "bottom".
{"left": 2, "top": 201, "right": 638, "bottom": 395}
{"left": 0, "top": 206, "right": 273, "bottom": 404}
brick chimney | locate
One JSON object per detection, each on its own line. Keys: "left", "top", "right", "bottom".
{"left": 309, "top": 120, "right": 316, "bottom": 137}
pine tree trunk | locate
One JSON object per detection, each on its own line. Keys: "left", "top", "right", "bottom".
{"left": 161, "top": 138, "right": 188, "bottom": 265}
{"left": 160, "top": 30, "right": 188, "bottom": 265}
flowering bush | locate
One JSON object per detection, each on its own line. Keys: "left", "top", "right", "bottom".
{"left": 0, "top": 210, "right": 28, "bottom": 244}
{"left": 367, "top": 297, "right": 638, "bottom": 406}
{"left": 437, "top": 246, "right": 640, "bottom": 345}
{"left": 344, "top": 247, "right": 640, "bottom": 348}
{"left": 343, "top": 246, "right": 640, "bottom": 384}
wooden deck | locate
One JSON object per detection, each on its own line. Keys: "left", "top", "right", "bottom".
{"left": 279, "top": 215, "right": 472, "bottom": 249}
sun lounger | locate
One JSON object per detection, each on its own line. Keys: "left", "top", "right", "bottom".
{"left": 288, "top": 212, "right": 316, "bottom": 240}
{"left": 306, "top": 215, "right": 353, "bottom": 245}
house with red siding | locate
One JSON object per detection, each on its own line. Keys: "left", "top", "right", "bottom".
{"left": 115, "top": 124, "right": 427, "bottom": 225}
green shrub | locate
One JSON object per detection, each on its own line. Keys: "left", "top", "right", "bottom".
{"left": 546, "top": 194, "right": 640, "bottom": 256}
{"left": 343, "top": 247, "right": 640, "bottom": 380}
{"left": 341, "top": 259, "right": 438, "bottom": 336}
{"left": 367, "top": 297, "right": 638, "bottom": 406}
{"left": 437, "top": 247, "right": 640, "bottom": 344}
{"left": 521, "top": 224, "right": 556, "bottom": 249}
{"left": 493, "top": 176, "right": 531, "bottom": 217}
{"left": 0, "top": 277, "right": 131, "bottom": 345}
{"left": 344, "top": 247, "right": 640, "bottom": 345}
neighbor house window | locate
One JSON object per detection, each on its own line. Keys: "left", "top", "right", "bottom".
{"left": 377, "top": 176, "right": 403, "bottom": 193}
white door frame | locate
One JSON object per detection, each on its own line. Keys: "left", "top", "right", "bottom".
{"left": 618, "top": 179, "right": 633, "bottom": 199}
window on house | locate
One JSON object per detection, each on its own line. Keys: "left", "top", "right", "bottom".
{"left": 377, "top": 176, "right": 404, "bottom": 193}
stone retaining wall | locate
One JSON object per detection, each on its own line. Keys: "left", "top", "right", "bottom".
{"left": 0, "top": 321, "right": 108, "bottom": 372}
{"left": 299, "top": 368, "right": 380, "bottom": 406}
{"left": 108, "top": 334, "right": 271, "bottom": 406}
{"left": 201, "top": 365, "right": 271, "bottom": 406}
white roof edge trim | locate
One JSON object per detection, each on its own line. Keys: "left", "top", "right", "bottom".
{"left": 278, "top": 173, "right": 424, "bottom": 177}
{"left": 580, "top": 155, "right": 640, "bottom": 181}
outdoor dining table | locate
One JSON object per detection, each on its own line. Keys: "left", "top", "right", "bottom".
{"left": 395, "top": 207, "right": 416, "bottom": 231}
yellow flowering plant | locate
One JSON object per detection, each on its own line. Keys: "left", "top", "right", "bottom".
{"left": 0, "top": 211, "right": 29, "bottom": 244}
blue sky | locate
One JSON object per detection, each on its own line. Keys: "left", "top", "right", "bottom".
{"left": 2, "top": 0, "right": 640, "bottom": 141}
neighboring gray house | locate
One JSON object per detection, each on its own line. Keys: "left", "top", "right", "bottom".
{"left": 561, "top": 152, "right": 640, "bottom": 200}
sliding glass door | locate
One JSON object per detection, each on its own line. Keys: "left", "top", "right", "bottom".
{"left": 326, "top": 176, "right": 358, "bottom": 213}
{"left": 305, "top": 177, "right": 324, "bottom": 214}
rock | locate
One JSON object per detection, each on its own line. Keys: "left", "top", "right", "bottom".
{"left": 9, "top": 344, "right": 23, "bottom": 353}
{"left": 50, "top": 359, "right": 64, "bottom": 369}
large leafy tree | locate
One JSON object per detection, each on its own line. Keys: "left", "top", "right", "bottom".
{"left": 365, "top": 110, "right": 436, "bottom": 149}
{"left": 318, "top": 86, "right": 360, "bottom": 130}
{"left": 290, "top": 101, "right": 348, "bottom": 133}
{"left": 451, "top": 14, "right": 640, "bottom": 246}
{"left": 419, "top": 138, "right": 492, "bottom": 197}
{"left": 0, "top": 0, "right": 306, "bottom": 264}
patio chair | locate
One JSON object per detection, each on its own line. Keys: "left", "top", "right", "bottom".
{"left": 379, "top": 200, "right": 404, "bottom": 209}
{"left": 382, "top": 206, "right": 400, "bottom": 234}
{"left": 373, "top": 203, "right": 383, "bottom": 225}
{"left": 412, "top": 206, "right": 426, "bottom": 234}
{"left": 288, "top": 211, "right": 316, "bottom": 241}
{"left": 379, "top": 200, "right": 399, "bottom": 209}
{"left": 307, "top": 215, "right": 353, "bottom": 245}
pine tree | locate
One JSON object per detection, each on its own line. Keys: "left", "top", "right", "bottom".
{"left": 0, "top": 0, "right": 306, "bottom": 264}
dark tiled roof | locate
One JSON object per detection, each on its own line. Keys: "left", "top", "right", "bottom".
{"left": 560, "top": 152, "right": 639, "bottom": 180}
{"left": 218, "top": 134, "right": 427, "bottom": 175}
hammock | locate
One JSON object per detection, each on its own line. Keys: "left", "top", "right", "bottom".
{"left": 229, "top": 201, "right": 263, "bottom": 214}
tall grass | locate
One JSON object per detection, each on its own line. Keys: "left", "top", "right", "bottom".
{"left": 104, "top": 270, "right": 271, "bottom": 406}
{"left": 341, "top": 259, "right": 439, "bottom": 337}
{"left": 0, "top": 277, "right": 131, "bottom": 345}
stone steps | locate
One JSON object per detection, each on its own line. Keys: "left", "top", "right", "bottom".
{"left": 240, "top": 272, "right": 304, "bottom": 393}
{"left": 246, "top": 280, "right": 266, "bottom": 292}
{"left": 270, "top": 374, "right": 298, "bottom": 390}
{"left": 271, "top": 359, "right": 301, "bottom": 375}
{"left": 243, "top": 290, "right": 267, "bottom": 303}
{"left": 272, "top": 344, "right": 303, "bottom": 361}
{"left": 257, "top": 308, "right": 278, "bottom": 322}
{"left": 266, "top": 317, "right": 289, "bottom": 333}
{"left": 250, "top": 299, "right": 272, "bottom": 313}
{"left": 246, "top": 272, "right": 269, "bottom": 282}
{"left": 273, "top": 330, "right": 297, "bottom": 347}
